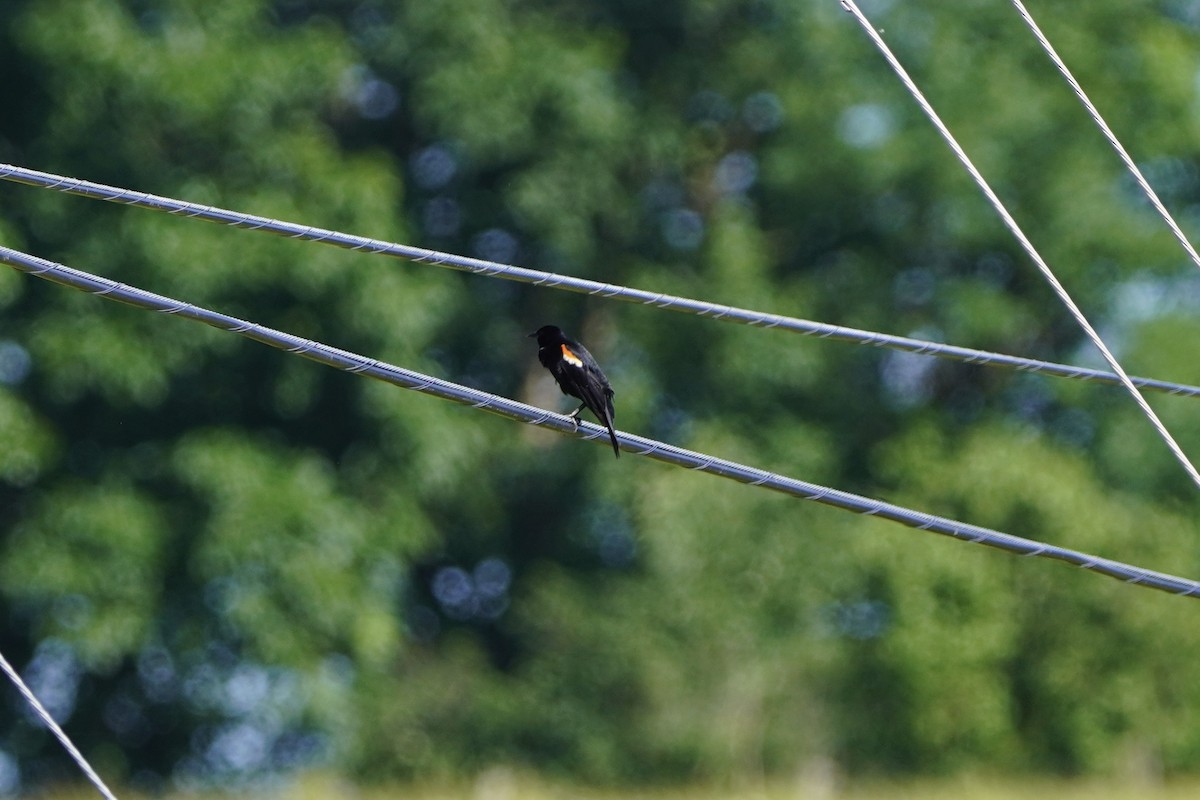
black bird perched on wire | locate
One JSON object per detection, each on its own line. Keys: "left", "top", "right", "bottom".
{"left": 530, "top": 324, "right": 620, "bottom": 458}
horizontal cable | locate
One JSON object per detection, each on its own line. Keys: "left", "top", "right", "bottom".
{"left": 0, "top": 647, "right": 119, "bottom": 800}
{"left": 2, "top": 242, "right": 1199, "bottom": 598}
{"left": 1010, "top": 0, "right": 1200, "bottom": 274}
{"left": 839, "top": 0, "right": 1200, "bottom": 491}
{"left": 2, "top": 162, "right": 1200, "bottom": 399}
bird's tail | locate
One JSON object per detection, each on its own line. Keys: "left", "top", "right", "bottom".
{"left": 602, "top": 390, "right": 620, "bottom": 459}
{"left": 603, "top": 413, "right": 620, "bottom": 458}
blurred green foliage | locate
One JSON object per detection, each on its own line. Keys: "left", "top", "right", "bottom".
{"left": 2, "top": 0, "right": 1200, "bottom": 793}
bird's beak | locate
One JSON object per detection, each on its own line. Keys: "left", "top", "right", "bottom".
{"left": 527, "top": 331, "right": 538, "bottom": 338}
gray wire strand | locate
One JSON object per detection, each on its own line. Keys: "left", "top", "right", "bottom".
{"left": 839, "top": 0, "right": 1200, "bottom": 492}
{"left": 3, "top": 163, "right": 1200, "bottom": 399}
{"left": 2, "top": 242, "right": 1198, "bottom": 598}
{"left": 1010, "top": 0, "right": 1200, "bottom": 273}
{"left": 0, "top": 648, "right": 120, "bottom": 800}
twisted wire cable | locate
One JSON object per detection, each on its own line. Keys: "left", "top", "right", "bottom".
{"left": 839, "top": 0, "right": 1200, "bottom": 491}
{"left": 1010, "top": 0, "right": 1200, "bottom": 274}
{"left": 2, "top": 243, "right": 1198, "bottom": 597}
{"left": 2, "top": 163, "right": 1200, "bottom": 399}
{"left": 0, "top": 648, "right": 119, "bottom": 800}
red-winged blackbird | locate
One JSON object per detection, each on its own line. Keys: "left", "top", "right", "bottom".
{"left": 530, "top": 325, "right": 620, "bottom": 458}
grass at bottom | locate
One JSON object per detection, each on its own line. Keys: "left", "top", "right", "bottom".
{"left": 39, "top": 771, "right": 1200, "bottom": 800}
{"left": 305, "top": 771, "right": 1200, "bottom": 800}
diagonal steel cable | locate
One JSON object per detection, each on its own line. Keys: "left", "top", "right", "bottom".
{"left": 839, "top": 0, "right": 1200, "bottom": 491}
{"left": 3, "top": 163, "right": 1200, "bottom": 398}
{"left": 2, "top": 242, "right": 1199, "bottom": 597}
{"left": 0, "top": 648, "right": 119, "bottom": 800}
{"left": 1010, "top": 0, "right": 1200, "bottom": 273}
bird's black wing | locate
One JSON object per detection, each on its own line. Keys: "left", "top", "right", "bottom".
{"left": 563, "top": 342, "right": 619, "bottom": 458}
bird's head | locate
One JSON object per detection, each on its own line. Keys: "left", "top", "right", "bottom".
{"left": 529, "top": 325, "right": 565, "bottom": 345}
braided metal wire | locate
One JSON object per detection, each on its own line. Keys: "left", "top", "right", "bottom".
{"left": 0, "top": 649, "right": 119, "bottom": 800}
{"left": 839, "top": 0, "right": 1200, "bottom": 491}
{"left": 2, "top": 242, "right": 1198, "bottom": 597}
{"left": 1009, "top": 0, "right": 1200, "bottom": 275}
{"left": 2, "top": 162, "right": 1200, "bottom": 398}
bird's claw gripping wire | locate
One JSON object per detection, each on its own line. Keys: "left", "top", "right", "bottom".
{"left": 569, "top": 404, "right": 586, "bottom": 428}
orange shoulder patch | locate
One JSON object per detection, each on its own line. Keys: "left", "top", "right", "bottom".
{"left": 560, "top": 344, "right": 584, "bottom": 368}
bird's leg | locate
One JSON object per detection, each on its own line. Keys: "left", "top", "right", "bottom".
{"left": 569, "top": 403, "right": 586, "bottom": 427}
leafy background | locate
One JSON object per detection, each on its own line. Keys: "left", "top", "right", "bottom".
{"left": 2, "top": 0, "right": 1200, "bottom": 793}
